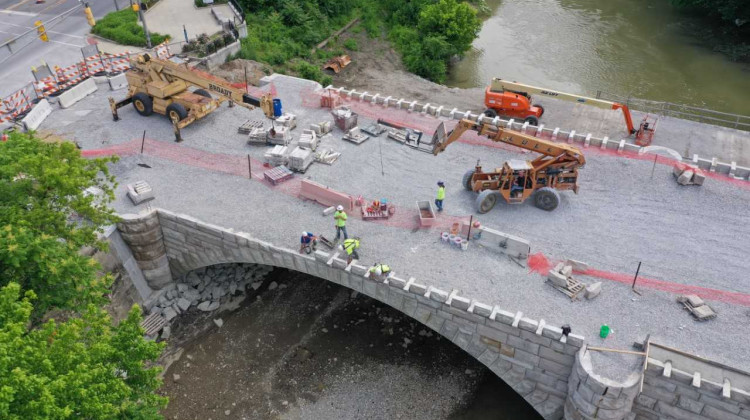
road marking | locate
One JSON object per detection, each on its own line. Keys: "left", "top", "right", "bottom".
{"left": 0, "top": 8, "right": 37, "bottom": 16}
{"left": 39, "top": 0, "right": 69, "bottom": 15}
{"left": 7, "top": 0, "right": 34, "bottom": 11}
{"left": 0, "top": 28, "right": 81, "bottom": 47}
{"left": 1, "top": 20, "right": 84, "bottom": 38}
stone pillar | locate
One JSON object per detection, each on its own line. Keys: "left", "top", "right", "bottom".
{"left": 564, "top": 347, "right": 641, "bottom": 420}
{"left": 117, "top": 210, "right": 173, "bottom": 290}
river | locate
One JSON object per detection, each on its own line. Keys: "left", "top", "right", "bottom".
{"left": 446, "top": 0, "right": 750, "bottom": 116}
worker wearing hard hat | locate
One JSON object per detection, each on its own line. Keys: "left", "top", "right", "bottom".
{"left": 334, "top": 205, "right": 348, "bottom": 241}
{"left": 435, "top": 181, "right": 445, "bottom": 212}
{"left": 343, "top": 237, "right": 360, "bottom": 263}
{"left": 369, "top": 263, "right": 391, "bottom": 281}
{"left": 299, "top": 231, "right": 317, "bottom": 254}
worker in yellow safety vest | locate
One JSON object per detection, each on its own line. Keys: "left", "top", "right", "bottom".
{"left": 343, "top": 237, "right": 360, "bottom": 263}
{"left": 369, "top": 263, "right": 391, "bottom": 281}
{"left": 334, "top": 205, "right": 348, "bottom": 241}
{"left": 435, "top": 181, "right": 445, "bottom": 212}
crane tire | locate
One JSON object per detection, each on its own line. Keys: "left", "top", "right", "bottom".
{"left": 483, "top": 108, "right": 498, "bottom": 118}
{"left": 534, "top": 187, "right": 560, "bottom": 211}
{"left": 462, "top": 169, "right": 476, "bottom": 191}
{"left": 476, "top": 190, "right": 501, "bottom": 214}
{"left": 166, "top": 103, "right": 188, "bottom": 123}
{"left": 524, "top": 115, "right": 539, "bottom": 126}
{"left": 132, "top": 93, "right": 153, "bottom": 116}
{"left": 194, "top": 89, "right": 212, "bottom": 98}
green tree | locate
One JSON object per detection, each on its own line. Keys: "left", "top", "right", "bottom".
{"left": 0, "top": 132, "right": 119, "bottom": 314}
{"left": 0, "top": 283, "right": 167, "bottom": 419}
{"left": 418, "top": 0, "right": 481, "bottom": 56}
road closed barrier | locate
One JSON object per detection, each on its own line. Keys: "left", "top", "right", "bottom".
{"left": 21, "top": 99, "right": 52, "bottom": 131}
{"left": 58, "top": 78, "right": 97, "bottom": 109}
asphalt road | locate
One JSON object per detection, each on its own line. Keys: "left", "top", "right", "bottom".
{"left": 0, "top": 0, "right": 123, "bottom": 97}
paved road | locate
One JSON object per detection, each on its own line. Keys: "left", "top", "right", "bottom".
{"left": 0, "top": 0, "right": 122, "bottom": 97}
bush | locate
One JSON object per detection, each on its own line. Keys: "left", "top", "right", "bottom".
{"left": 343, "top": 38, "right": 358, "bottom": 51}
{"left": 92, "top": 9, "right": 169, "bottom": 47}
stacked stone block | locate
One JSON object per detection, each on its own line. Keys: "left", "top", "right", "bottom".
{"left": 632, "top": 358, "right": 750, "bottom": 420}
{"left": 564, "top": 349, "right": 640, "bottom": 420}
{"left": 117, "top": 210, "right": 173, "bottom": 289}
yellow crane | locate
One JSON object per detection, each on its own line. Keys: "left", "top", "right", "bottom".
{"left": 432, "top": 119, "right": 585, "bottom": 212}
{"left": 109, "top": 53, "right": 274, "bottom": 141}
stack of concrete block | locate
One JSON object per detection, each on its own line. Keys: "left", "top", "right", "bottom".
{"left": 311, "top": 121, "right": 332, "bottom": 136}
{"left": 276, "top": 113, "right": 297, "bottom": 130}
{"left": 266, "top": 125, "right": 291, "bottom": 145}
{"left": 247, "top": 127, "right": 268, "bottom": 145}
{"left": 264, "top": 145, "right": 288, "bottom": 166}
{"left": 547, "top": 261, "right": 600, "bottom": 300}
{"left": 298, "top": 129, "right": 318, "bottom": 151}
{"left": 314, "top": 148, "right": 341, "bottom": 165}
{"left": 287, "top": 146, "right": 314, "bottom": 173}
{"left": 331, "top": 106, "right": 358, "bottom": 131}
{"left": 673, "top": 162, "right": 706, "bottom": 186}
{"left": 127, "top": 181, "right": 155, "bottom": 205}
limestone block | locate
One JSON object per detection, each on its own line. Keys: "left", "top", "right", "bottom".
{"left": 177, "top": 298, "right": 190, "bottom": 311}
{"left": 163, "top": 307, "right": 177, "bottom": 321}
{"left": 677, "top": 170, "right": 695, "bottom": 185}
{"left": 548, "top": 270, "right": 568, "bottom": 287}
{"left": 561, "top": 265, "right": 573, "bottom": 278}
{"left": 585, "top": 282, "right": 602, "bottom": 299}
{"left": 566, "top": 259, "right": 589, "bottom": 272}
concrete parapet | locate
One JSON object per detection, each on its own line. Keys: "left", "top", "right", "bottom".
{"left": 22, "top": 99, "right": 52, "bottom": 131}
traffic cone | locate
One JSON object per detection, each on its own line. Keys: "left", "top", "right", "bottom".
{"left": 1, "top": 133, "right": 8, "bottom": 142}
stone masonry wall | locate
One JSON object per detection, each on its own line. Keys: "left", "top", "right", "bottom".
{"left": 117, "top": 211, "right": 173, "bottom": 290}
{"left": 118, "top": 208, "right": 587, "bottom": 419}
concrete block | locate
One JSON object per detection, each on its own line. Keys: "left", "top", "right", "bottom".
{"left": 560, "top": 265, "right": 573, "bottom": 278}
{"left": 22, "top": 99, "right": 52, "bottom": 131}
{"left": 548, "top": 270, "right": 567, "bottom": 287}
{"left": 692, "top": 169, "right": 706, "bottom": 185}
{"left": 518, "top": 317, "right": 538, "bottom": 332}
{"left": 447, "top": 290, "right": 471, "bottom": 310}
{"left": 426, "top": 286, "right": 449, "bottom": 303}
{"left": 127, "top": 181, "right": 155, "bottom": 205}
{"left": 387, "top": 276, "right": 406, "bottom": 289}
{"left": 322, "top": 206, "right": 336, "bottom": 215}
{"left": 566, "top": 259, "right": 589, "bottom": 272}
{"left": 585, "top": 282, "right": 602, "bottom": 299}
{"left": 469, "top": 301, "right": 493, "bottom": 318}
{"left": 108, "top": 73, "right": 128, "bottom": 90}
{"left": 59, "top": 77, "right": 97, "bottom": 108}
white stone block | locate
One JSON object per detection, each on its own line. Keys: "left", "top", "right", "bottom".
{"left": 584, "top": 282, "right": 601, "bottom": 299}
{"left": 22, "top": 99, "right": 52, "bottom": 131}
{"left": 108, "top": 73, "right": 128, "bottom": 90}
{"left": 59, "top": 77, "right": 97, "bottom": 109}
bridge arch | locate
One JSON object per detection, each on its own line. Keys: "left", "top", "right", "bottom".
{"left": 117, "top": 208, "right": 589, "bottom": 419}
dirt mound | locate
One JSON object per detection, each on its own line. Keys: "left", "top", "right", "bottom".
{"left": 213, "top": 59, "right": 272, "bottom": 86}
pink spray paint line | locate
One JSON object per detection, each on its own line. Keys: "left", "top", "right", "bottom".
{"left": 84, "top": 140, "right": 750, "bottom": 307}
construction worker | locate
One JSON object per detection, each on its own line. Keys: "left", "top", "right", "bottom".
{"left": 299, "top": 231, "right": 317, "bottom": 254}
{"left": 343, "top": 237, "right": 360, "bottom": 263}
{"left": 334, "top": 205, "right": 348, "bottom": 241}
{"left": 369, "top": 263, "right": 391, "bottom": 281}
{"left": 435, "top": 181, "right": 446, "bottom": 212}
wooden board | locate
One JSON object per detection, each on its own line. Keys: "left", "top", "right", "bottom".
{"left": 140, "top": 312, "right": 167, "bottom": 336}
{"left": 546, "top": 277, "right": 585, "bottom": 300}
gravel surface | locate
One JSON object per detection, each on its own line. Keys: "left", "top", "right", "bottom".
{"left": 40, "top": 75, "right": 750, "bottom": 380}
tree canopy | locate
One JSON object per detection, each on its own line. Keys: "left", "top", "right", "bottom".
{"left": 0, "top": 283, "right": 166, "bottom": 419}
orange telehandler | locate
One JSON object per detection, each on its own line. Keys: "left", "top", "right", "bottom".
{"left": 484, "top": 78, "right": 657, "bottom": 145}
{"left": 431, "top": 119, "right": 586, "bottom": 213}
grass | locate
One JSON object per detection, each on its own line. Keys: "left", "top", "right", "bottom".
{"left": 91, "top": 9, "right": 169, "bottom": 47}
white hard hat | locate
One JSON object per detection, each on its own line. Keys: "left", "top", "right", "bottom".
{"left": 375, "top": 268, "right": 383, "bottom": 276}
{"left": 302, "top": 231, "right": 308, "bottom": 236}
{"left": 336, "top": 205, "right": 344, "bottom": 211}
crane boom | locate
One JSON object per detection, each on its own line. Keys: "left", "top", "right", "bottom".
{"left": 491, "top": 78, "right": 636, "bottom": 134}
{"left": 432, "top": 119, "right": 586, "bottom": 167}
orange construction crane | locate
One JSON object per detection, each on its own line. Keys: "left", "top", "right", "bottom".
{"left": 484, "top": 78, "right": 656, "bottom": 145}
{"left": 431, "top": 119, "right": 585, "bottom": 213}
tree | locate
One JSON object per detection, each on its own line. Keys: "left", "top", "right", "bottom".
{"left": 0, "top": 283, "right": 167, "bottom": 419}
{"left": 418, "top": 0, "right": 481, "bottom": 57}
{"left": 0, "top": 132, "right": 118, "bottom": 314}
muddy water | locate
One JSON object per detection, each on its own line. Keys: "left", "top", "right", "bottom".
{"left": 160, "top": 267, "right": 541, "bottom": 419}
{"left": 446, "top": 0, "right": 750, "bottom": 115}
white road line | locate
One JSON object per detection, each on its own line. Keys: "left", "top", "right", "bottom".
{"left": 0, "top": 28, "right": 80, "bottom": 47}
{"left": 1, "top": 20, "right": 84, "bottom": 38}
{"left": 0, "top": 9, "right": 37, "bottom": 16}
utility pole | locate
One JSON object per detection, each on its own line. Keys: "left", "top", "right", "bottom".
{"left": 132, "top": 1, "right": 152, "bottom": 48}
{"left": 113, "top": 0, "right": 119, "bottom": 10}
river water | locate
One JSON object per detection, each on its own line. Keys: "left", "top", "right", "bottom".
{"left": 446, "top": 0, "right": 750, "bottom": 116}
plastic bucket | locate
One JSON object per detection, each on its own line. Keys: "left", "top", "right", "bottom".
{"left": 460, "top": 239, "right": 469, "bottom": 250}
{"left": 452, "top": 237, "right": 463, "bottom": 248}
{"left": 441, "top": 232, "right": 450, "bottom": 243}
{"left": 273, "top": 98, "right": 282, "bottom": 117}
{"left": 448, "top": 234, "right": 456, "bottom": 244}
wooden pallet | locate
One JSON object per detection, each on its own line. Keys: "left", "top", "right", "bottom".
{"left": 264, "top": 165, "right": 294, "bottom": 185}
{"left": 140, "top": 312, "right": 167, "bottom": 336}
{"left": 546, "top": 277, "right": 585, "bottom": 300}
{"left": 318, "top": 235, "right": 335, "bottom": 249}
{"left": 361, "top": 205, "right": 395, "bottom": 220}
{"left": 361, "top": 124, "right": 386, "bottom": 137}
{"left": 238, "top": 119, "right": 264, "bottom": 134}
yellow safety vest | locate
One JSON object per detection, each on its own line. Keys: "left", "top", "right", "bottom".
{"left": 343, "top": 239, "right": 359, "bottom": 255}
{"left": 437, "top": 186, "right": 445, "bottom": 200}
{"left": 334, "top": 210, "right": 347, "bottom": 227}
{"left": 369, "top": 264, "right": 390, "bottom": 274}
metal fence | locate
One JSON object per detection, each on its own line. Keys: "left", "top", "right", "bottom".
{"left": 595, "top": 90, "right": 750, "bottom": 132}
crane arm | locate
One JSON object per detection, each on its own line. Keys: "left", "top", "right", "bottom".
{"left": 432, "top": 119, "right": 585, "bottom": 166}
{"left": 491, "top": 78, "right": 636, "bottom": 134}
{"left": 140, "top": 55, "right": 262, "bottom": 109}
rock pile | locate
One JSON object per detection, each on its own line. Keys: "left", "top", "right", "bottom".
{"left": 149, "top": 263, "right": 274, "bottom": 334}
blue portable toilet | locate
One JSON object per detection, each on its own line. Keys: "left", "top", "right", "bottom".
{"left": 272, "top": 98, "right": 282, "bottom": 117}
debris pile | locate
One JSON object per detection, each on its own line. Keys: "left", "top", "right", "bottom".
{"left": 673, "top": 163, "right": 706, "bottom": 186}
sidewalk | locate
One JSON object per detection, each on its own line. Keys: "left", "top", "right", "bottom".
{"left": 144, "top": 0, "right": 231, "bottom": 42}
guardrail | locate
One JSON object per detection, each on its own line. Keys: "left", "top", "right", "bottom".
{"left": 595, "top": 90, "right": 750, "bottom": 132}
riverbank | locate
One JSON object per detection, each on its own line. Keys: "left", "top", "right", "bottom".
{"left": 157, "top": 265, "right": 541, "bottom": 419}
